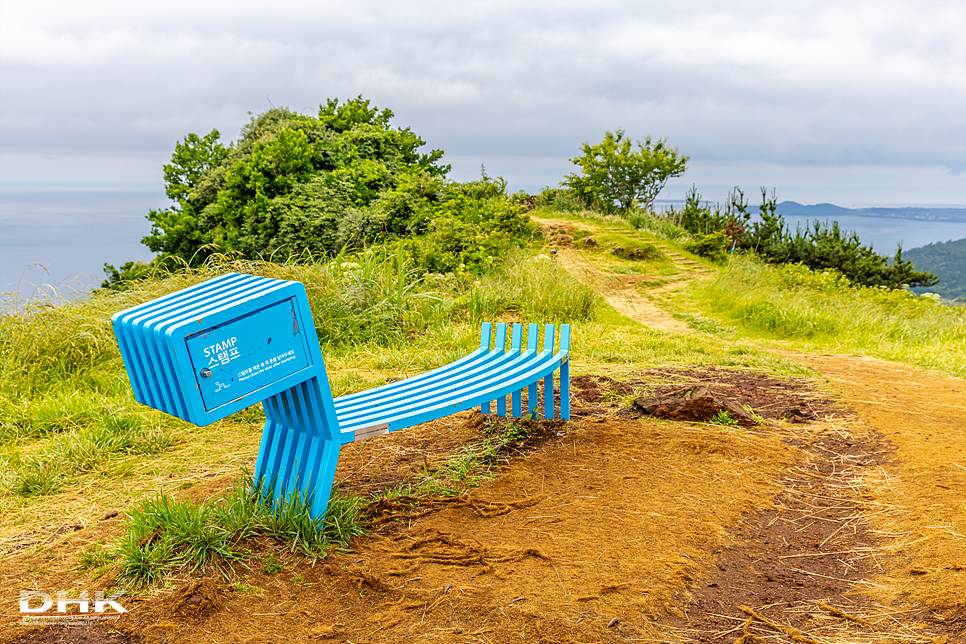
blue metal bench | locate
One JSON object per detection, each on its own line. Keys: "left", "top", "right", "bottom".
{"left": 111, "top": 272, "right": 571, "bottom": 519}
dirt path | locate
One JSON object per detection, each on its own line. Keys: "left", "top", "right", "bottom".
{"left": 534, "top": 220, "right": 966, "bottom": 640}
{"left": 531, "top": 215, "right": 712, "bottom": 334}
{"left": 554, "top": 246, "right": 694, "bottom": 334}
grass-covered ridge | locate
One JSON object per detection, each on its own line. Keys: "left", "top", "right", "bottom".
{"left": 680, "top": 255, "right": 965, "bottom": 377}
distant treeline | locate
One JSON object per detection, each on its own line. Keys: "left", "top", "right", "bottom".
{"left": 663, "top": 187, "right": 939, "bottom": 289}
{"left": 905, "top": 238, "right": 966, "bottom": 301}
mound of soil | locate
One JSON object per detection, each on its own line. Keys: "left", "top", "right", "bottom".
{"left": 620, "top": 384, "right": 759, "bottom": 427}
{"left": 638, "top": 367, "right": 845, "bottom": 422}
{"left": 118, "top": 579, "right": 226, "bottom": 639}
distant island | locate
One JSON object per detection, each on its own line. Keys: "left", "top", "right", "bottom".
{"left": 768, "top": 201, "right": 966, "bottom": 223}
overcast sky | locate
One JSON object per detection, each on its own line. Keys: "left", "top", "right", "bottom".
{"left": 1, "top": 0, "right": 964, "bottom": 206}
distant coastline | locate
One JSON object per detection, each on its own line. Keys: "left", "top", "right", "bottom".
{"left": 654, "top": 199, "right": 966, "bottom": 222}
{"left": 770, "top": 201, "right": 966, "bottom": 223}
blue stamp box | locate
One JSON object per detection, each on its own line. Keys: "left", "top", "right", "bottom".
{"left": 111, "top": 273, "right": 326, "bottom": 426}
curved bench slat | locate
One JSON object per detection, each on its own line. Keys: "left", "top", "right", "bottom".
{"left": 334, "top": 346, "right": 522, "bottom": 417}
{"left": 340, "top": 351, "right": 568, "bottom": 438}
{"left": 336, "top": 349, "right": 554, "bottom": 428}
{"left": 335, "top": 323, "right": 494, "bottom": 405}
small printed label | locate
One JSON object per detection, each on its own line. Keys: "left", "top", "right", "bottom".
{"left": 238, "top": 350, "right": 298, "bottom": 382}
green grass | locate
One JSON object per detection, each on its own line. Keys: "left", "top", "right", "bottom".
{"left": 417, "top": 418, "right": 538, "bottom": 493}
{"left": 680, "top": 255, "right": 966, "bottom": 377}
{"left": 627, "top": 210, "right": 692, "bottom": 242}
{"left": 710, "top": 410, "right": 738, "bottom": 427}
{"left": 76, "top": 540, "right": 113, "bottom": 571}
{"left": 3, "top": 415, "right": 177, "bottom": 496}
{"left": 464, "top": 250, "right": 603, "bottom": 323}
{"left": 115, "top": 479, "right": 367, "bottom": 588}
{"left": 113, "top": 418, "right": 540, "bottom": 587}
{"left": 529, "top": 204, "right": 693, "bottom": 245}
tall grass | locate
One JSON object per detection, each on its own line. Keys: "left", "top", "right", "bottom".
{"left": 0, "top": 251, "right": 443, "bottom": 401}
{"left": 628, "top": 210, "right": 691, "bottom": 242}
{"left": 0, "top": 248, "right": 606, "bottom": 503}
{"left": 1, "top": 249, "right": 596, "bottom": 398}
{"left": 465, "top": 251, "right": 603, "bottom": 323}
{"left": 686, "top": 255, "right": 966, "bottom": 377}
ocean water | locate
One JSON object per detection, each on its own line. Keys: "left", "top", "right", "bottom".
{"left": 2, "top": 188, "right": 964, "bottom": 300}
{"left": 1, "top": 188, "right": 162, "bottom": 298}
{"left": 774, "top": 213, "right": 966, "bottom": 255}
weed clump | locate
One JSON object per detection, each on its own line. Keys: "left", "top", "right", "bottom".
{"left": 116, "top": 479, "right": 365, "bottom": 588}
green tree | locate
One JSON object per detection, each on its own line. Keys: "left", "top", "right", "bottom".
{"left": 142, "top": 130, "right": 229, "bottom": 260}
{"left": 113, "top": 98, "right": 532, "bottom": 281}
{"left": 563, "top": 130, "right": 688, "bottom": 214}
{"left": 139, "top": 100, "right": 451, "bottom": 266}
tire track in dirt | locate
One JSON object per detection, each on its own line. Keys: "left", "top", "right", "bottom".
{"left": 664, "top": 418, "right": 908, "bottom": 642}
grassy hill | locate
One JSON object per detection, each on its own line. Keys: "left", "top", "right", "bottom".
{"left": 906, "top": 237, "right": 966, "bottom": 301}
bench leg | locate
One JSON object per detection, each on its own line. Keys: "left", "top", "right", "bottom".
{"left": 307, "top": 437, "right": 342, "bottom": 520}
{"left": 253, "top": 377, "right": 342, "bottom": 521}
{"left": 561, "top": 357, "right": 570, "bottom": 421}
{"left": 544, "top": 372, "right": 554, "bottom": 419}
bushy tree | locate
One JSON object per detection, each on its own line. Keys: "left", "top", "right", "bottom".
{"left": 104, "top": 97, "right": 536, "bottom": 286}
{"left": 137, "top": 97, "right": 450, "bottom": 267}
{"left": 141, "top": 130, "right": 230, "bottom": 261}
{"left": 563, "top": 130, "right": 688, "bottom": 214}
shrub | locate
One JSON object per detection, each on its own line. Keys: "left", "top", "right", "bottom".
{"left": 562, "top": 130, "right": 689, "bottom": 214}
{"left": 685, "top": 231, "right": 732, "bottom": 262}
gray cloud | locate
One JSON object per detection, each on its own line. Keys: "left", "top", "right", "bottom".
{"left": 1, "top": 0, "right": 963, "bottom": 197}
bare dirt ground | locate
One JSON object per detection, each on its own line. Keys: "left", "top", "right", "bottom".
{"left": 3, "top": 358, "right": 963, "bottom": 644}
{"left": 2, "top": 221, "right": 963, "bottom": 643}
